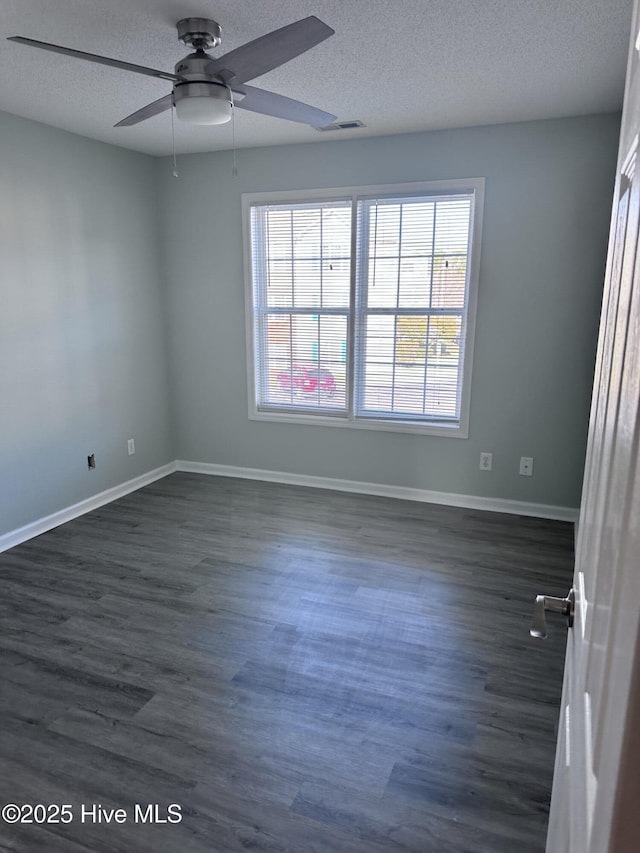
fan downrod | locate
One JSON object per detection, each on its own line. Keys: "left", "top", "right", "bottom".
{"left": 176, "top": 18, "right": 221, "bottom": 51}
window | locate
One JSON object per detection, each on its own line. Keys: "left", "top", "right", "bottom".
{"left": 243, "top": 179, "right": 484, "bottom": 436}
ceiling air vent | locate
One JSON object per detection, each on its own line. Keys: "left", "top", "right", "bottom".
{"left": 316, "top": 120, "right": 365, "bottom": 132}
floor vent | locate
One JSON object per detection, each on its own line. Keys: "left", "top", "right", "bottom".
{"left": 316, "top": 120, "right": 365, "bottom": 132}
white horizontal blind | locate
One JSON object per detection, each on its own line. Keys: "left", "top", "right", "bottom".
{"left": 246, "top": 183, "right": 481, "bottom": 433}
{"left": 250, "top": 201, "right": 351, "bottom": 414}
{"left": 355, "top": 194, "right": 473, "bottom": 422}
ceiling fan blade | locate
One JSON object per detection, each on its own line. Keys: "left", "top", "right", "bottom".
{"left": 7, "top": 36, "right": 183, "bottom": 83}
{"left": 234, "top": 84, "right": 336, "bottom": 127}
{"left": 206, "top": 16, "right": 334, "bottom": 84}
{"left": 114, "top": 94, "right": 173, "bottom": 127}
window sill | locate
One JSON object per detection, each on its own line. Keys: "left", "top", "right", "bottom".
{"left": 249, "top": 408, "right": 468, "bottom": 438}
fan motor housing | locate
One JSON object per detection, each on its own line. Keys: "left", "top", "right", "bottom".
{"left": 175, "top": 52, "right": 219, "bottom": 82}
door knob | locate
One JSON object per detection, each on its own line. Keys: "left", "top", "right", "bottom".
{"left": 530, "top": 589, "right": 575, "bottom": 639}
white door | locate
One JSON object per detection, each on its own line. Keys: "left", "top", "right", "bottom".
{"left": 545, "top": 3, "right": 640, "bottom": 851}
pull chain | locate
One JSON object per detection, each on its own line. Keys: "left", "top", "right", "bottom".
{"left": 171, "top": 101, "right": 179, "bottom": 178}
{"left": 230, "top": 90, "right": 237, "bottom": 177}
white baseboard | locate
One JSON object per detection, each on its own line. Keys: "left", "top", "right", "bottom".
{"left": 0, "top": 462, "right": 177, "bottom": 554}
{"left": 176, "top": 460, "right": 579, "bottom": 522}
{"left": 0, "top": 459, "right": 578, "bottom": 554}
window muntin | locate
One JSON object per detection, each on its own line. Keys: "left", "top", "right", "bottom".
{"left": 245, "top": 180, "right": 483, "bottom": 436}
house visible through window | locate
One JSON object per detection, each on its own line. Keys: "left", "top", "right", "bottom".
{"left": 243, "top": 179, "right": 484, "bottom": 436}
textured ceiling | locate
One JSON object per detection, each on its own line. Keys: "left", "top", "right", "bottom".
{"left": 0, "top": 0, "right": 633, "bottom": 156}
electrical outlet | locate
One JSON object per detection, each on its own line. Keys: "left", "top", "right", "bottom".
{"left": 480, "top": 452, "right": 493, "bottom": 471}
{"left": 520, "top": 456, "right": 534, "bottom": 476}
{"left": 87, "top": 453, "right": 96, "bottom": 470}
{"left": 127, "top": 438, "right": 135, "bottom": 456}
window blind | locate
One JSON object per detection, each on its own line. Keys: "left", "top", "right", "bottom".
{"left": 250, "top": 201, "right": 351, "bottom": 414}
{"left": 246, "top": 181, "right": 481, "bottom": 433}
{"left": 355, "top": 195, "right": 472, "bottom": 421}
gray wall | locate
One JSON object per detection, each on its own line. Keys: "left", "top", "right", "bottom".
{"left": 0, "top": 110, "right": 619, "bottom": 537}
{"left": 0, "top": 111, "right": 173, "bottom": 536}
{"left": 157, "top": 114, "right": 619, "bottom": 509}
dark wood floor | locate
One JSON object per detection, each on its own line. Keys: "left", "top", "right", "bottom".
{"left": 0, "top": 473, "right": 574, "bottom": 852}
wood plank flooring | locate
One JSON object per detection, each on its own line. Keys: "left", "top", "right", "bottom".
{"left": 0, "top": 473, "right": 574, "bottom": 852}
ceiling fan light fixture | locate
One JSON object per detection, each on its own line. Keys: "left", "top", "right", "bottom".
{"left": 174, "top": 81, "right": 232, "bottom": 125}
{"left": 8, "top": 16, "right": 336, "bottom": 130}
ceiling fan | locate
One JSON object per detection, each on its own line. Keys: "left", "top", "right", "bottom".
{"left": 7, "top": 15, "right": 337, "bottom": 129}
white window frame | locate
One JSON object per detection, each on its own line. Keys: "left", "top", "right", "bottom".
{"left": 242, "top": 178, "right": 484, "bottom": 438}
